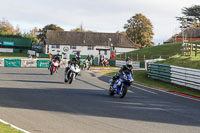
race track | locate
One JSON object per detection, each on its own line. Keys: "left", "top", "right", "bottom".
{"left": 0, "top": 68, "right": 200, "bottom": 133}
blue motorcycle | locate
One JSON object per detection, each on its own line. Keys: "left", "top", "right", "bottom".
{"left": 109, "top": 72, "right": 134, "bottom": 98}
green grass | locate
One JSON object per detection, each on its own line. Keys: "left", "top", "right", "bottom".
{"left": 90, "top": 66, "right": 119, "bottom": 69}
{"left": 98, "top": 69, "right": 200, "bottom": 98}
{"left": 157, "top": 53, "right": 200, "bottom": 69}
{"left": 0, "top": 52, "right": 28, "bottom": 58}
{"left": 0, "top": 122, "right": 23, "bottom": 133}
{"left": 117, "top": 42, "right": 183, "bottom": 61}
{"left": 117, "top": 41, "right": 200, "bottom": 61}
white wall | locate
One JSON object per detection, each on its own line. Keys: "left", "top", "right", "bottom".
{"left": 115, "top": 47, "right": 136, "bottom": 55}
{"left": 45, "top": 45, "right": 111, "bottom": 59}
{"left": 45, "top": 45, "right": 136, "bottom": 59}
{"left": 0, "top": 48, "right": 13, "bottom": 53}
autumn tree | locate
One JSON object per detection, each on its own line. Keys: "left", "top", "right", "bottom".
{"left": 37, "top": 24, "right": 64, "bottom": 43}
{"left": 177, "top": 5, "right": 200, "bottom": 27}
{"left": 124, "top": 13, "right": 154, "bottom": 48}
{"left": 0, "top": 19, "right": 15, "bottom": 35}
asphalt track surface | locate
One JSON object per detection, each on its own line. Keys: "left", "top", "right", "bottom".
{"left": 0, "top": 68, "right": 200, "bottom": 133}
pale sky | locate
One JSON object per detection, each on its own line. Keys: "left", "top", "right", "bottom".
{"left": 0, "top": 0, "right": 199, "bottom": 44}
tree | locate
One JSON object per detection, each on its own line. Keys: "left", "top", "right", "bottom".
{"left": 0, "top": 19, "right": 15, "bottom": 35}
{"left": 14, "top": 25, "right": 22, "bottom": 36}
{"left": 37, "top": 24, "right": 64, "bottom": 42}
{"left": 124, "top": 13, "right": 154, "bottom": 48}
{"left": 41, "top": 24, "right": 64, "bottom": 32}
{"left": 177, "top": 5, "right": 200, "bottom": 27}
{"left": 70, "top": 24, "right": 93, "bottom": 32}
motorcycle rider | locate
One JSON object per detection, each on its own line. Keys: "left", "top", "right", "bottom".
{"left": 111, "top": 57, "right": 133, "bottom": 86}
{"left": 48, "top": 53, "right": 61, "bottom": 70}
{"left": 65, "top": 54, "right": 81, "bottom": 81}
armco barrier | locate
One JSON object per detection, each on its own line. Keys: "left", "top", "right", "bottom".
{"left": 4, "top": 58, "right": 21, "bottom": 67}
{"left": 133, "top": 62, "right": 140, "bottom": 69}
{"left": 144, "top": 59, "right": 165, "bottom": 70}
{"left": 37, "top": 59, "right": 51, "bottom": 68}
{"left": 116, "top": 60, "right": 126, "bottom": 67}
{"left": 21, "top": 59, "right": 37, "bottom": 68}
{"left": 116, "top": 60, "right": 141, "bottom": 69}
{"left": 148, "top": 63, "right": 200, "bottom": 90}
{"left": 0, "top": 58, "right": 4, "bottom": 67}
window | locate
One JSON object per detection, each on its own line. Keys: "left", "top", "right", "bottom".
{"left": 51, "top": 45, "right": 60, "bottom": 48}
{"left": 88, "top": 46, "right": 94, "bottom": 50}
{"left": 51, "top": 45, "right": 56, "bottom": 48}
{"left": 70, "top": 46, "right": 76, "bottom": 49}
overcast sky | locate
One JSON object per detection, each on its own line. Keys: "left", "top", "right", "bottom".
{"left": 0, "top": 0, "right": 199, "bottom": 44}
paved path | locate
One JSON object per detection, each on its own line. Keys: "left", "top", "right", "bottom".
{"left": 0, "top": 68, "right": 200, "bottom": 133}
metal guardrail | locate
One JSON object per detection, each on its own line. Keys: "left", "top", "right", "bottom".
{"left": 147, "top": 63, "right": 200, "bottom": 90}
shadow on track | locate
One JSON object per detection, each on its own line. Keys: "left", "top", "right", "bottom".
{"left": 0, "top": 86, "right": 200, "bottom": 127}
{"left": 0, "top": 72, "right": 49, "bottom": 76}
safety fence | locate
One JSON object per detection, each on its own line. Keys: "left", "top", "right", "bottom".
{"left": 147, "top": 63, "right": 200, "bottom": 91}
{"left": 115, "top": 59, "right": 165, "bottom": 69}
{"left": 0, "top": 58, "right": 69, "bottom": 68}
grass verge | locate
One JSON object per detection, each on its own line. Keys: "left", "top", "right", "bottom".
{"left": 97, "top": 69, "right": 200, "bottom": 98}
{"left": 0, "top": 52, "right": 28, "bottom": 58}
{"left": 157, "top": 54, "right": 200, "bottom": 69}
{"left": 0, "top": 122, "right": 23, "bottom": 133}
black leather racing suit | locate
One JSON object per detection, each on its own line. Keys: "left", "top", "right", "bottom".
{"left": 111, "top": 65, "right": 133, "bottom": 85}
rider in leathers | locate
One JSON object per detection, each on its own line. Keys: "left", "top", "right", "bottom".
{"left": 65, "top": 55, "right": 81, "bottom": 81}
{"left": 111, "top": 57, "right": 133, "bottom": 86}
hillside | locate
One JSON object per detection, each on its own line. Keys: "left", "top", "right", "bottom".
{"left": 117, "top": 42, "right": 183, "bottom": 61}
{"left": 157, "top": 54, "right": 200, "bottom": 69}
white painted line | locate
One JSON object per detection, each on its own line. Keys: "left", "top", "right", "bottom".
{"left": 133, "top": 83, "right": 200, "bottom": 102}
{"left": 0, "top": 119, "right": 31, "bottom": 133}
{"left": 131, "top": 85, "right": 158, "bottom": 94}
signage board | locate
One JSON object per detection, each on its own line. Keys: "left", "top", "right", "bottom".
{"left": 3, "top": 41, "right": 14, "bottom": 46}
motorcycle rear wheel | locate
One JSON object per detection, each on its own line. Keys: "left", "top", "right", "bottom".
{"left": 109, "top": 86, "right": 115, "bottom": 96}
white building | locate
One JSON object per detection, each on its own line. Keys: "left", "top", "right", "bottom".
{"left": 44, "top": 30, "right": 136, "bottom": 59}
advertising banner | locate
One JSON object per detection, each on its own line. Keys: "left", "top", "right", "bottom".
{"left": 21, "top": 59, "right": 37, "bottom": 68}
{"left": 4, "top": 58, "right": 21, "bottom": 67}
{"left": 37, "top": 59, "right": 51, "bottom": 68}
{"left": 0, "top": 58, "right": 4, "bottom": 67}
{"left": 3, "top": 41, "right": 14, "bottom": 46}
{"left": 60, "top": 59, "right": 69, "bottom": 68}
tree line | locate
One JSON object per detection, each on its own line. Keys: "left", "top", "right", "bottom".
{"left": 1, "top": 4, "right": 199, "bottom": 48}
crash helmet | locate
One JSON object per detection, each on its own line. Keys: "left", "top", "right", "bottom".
{"left": 126, "top": 57, "right": 132, "bottom": 69}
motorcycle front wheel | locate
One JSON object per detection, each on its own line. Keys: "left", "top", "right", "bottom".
{"left": 119, "top": 85, "right": 128, "bottom": 98}
{"left": 50, "top": 67, "right": 54, "bottom": 75}
{"left": 69, "top": 73, "right": 74, "bottom": 84}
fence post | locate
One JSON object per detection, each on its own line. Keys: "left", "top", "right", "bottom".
{"left": 144, "top": 54, "right": 145, "bottom": 61}
{"left": 195, "top": 44, "right": 197, "bottom": 56}
{"left": 137, "top": 54, "right": 138, "bottom": 61}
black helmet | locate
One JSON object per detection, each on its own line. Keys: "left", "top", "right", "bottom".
{"left": 126, "top": 57, "right": 132, "bottom": 69}
{"left": 126, "top": 57, "right": 131, "bottom": 62}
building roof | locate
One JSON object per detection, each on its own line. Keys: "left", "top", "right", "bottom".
{"left": 164, "top": 27, "right": 200, "bottom": 43}
{"left": 45, "top": 30, "right": 136, "bottom": 48}
{"left": 176, "top": 27, "right": 200, "bottom": 38}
